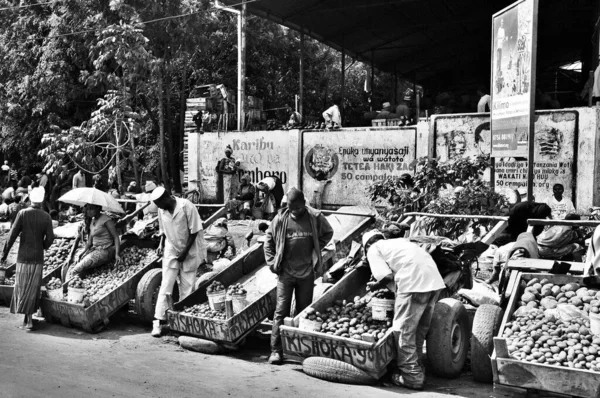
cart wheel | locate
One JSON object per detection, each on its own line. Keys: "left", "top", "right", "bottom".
{"left": 302, "top": 357, "right": 377, "bottom": 385}
{"left": 135, "top": 269, "right": 180, "bottom": 323}
{"left": 426, "top": 298, "right": 469, "bottom": 378}
{"left": 471, "top": 304, "right": 503, "bottom": 383}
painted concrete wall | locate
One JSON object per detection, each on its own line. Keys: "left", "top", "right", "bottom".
{"left": 188, "top": 107, "right": 599, "bottom": 209}
{"left": 301, "top": 127, "right": 418, "bottom": 206}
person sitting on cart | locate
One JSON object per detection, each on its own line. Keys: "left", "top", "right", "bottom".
{"left": 362, "top": 229, "right": 445, "bottom": 391}
{"left": 225, "top": 174, "right": 255, "bottom": 220}
{"left": 322, "top": 96, "right": 342, "bottom": 129}
{"left": 536, "top": 213, "right": 583, "bottom": 261}
{"left": 65, "top": 204, "right": 122, "bottom": 280}
{"left": 495, "top": 201, "right": 552, "bottom": 246}
{"left": 255, "top": 175, "right": 284, "bottom": 220}
{"left": 204, "top": 217, "right": 236, "bottom": 264}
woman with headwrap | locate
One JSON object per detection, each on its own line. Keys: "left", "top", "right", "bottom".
{"left": 226, "top": 174, "right": 255, "bottom": 220}
{"left": 204, "top": 217, "right": 236, "bottom": 264}
{"left": 216, "top": 145, "right": 240, "bottom": 202}
{"left": 255, "top": 176, "right": 284, "bottom": 220}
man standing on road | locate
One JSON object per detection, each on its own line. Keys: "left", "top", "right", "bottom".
{"left": 362, "top": 230, "right": 445, "bottom": 391}
{"left": 264, "top": 188, "right": 333, "bottom": 365}
{"left": 151, "top": 187, "right": 206, "bottom": 337}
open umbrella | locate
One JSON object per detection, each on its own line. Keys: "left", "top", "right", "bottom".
{"left": 59, "top": 187, "right": 125, "bottom": 214}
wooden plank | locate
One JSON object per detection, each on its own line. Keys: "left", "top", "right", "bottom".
{"left": 528, "top": 219, "right": 600, "bottom": 228}
{"left": 496, "top": 357, "right": 600, "bottom": 398}
{"left": 482, "top": 220, "right": 508, "bottom": 245}
{"left": 202, "top": 207, "right": 227, "bottom": 228}
{"left": 507, "top": 258, "right": 586, "bottom": 275}
{"left": 402, "top": 212, "right": 508, "bottom": 221}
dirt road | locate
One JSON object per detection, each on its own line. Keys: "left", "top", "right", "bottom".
{"left": 0, "top": 307, "right": 494, "bottom": 398}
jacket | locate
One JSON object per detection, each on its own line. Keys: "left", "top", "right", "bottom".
{"left": 264, "top": 206, "right": 334, "bottom": 276}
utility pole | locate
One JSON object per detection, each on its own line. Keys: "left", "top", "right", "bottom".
{"left": 214, "top": 0, "right": 246, "bottom": 131}
{"left": 299, "top": 31, "right": 304, "bottom": 117}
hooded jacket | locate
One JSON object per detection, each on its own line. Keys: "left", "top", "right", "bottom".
{"left": 264, "top": 206, "right": 334, "bottom": 276}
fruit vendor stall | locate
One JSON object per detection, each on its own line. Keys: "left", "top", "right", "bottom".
{"left": 166, "top": 209, "right": 375, "bottom": 351}
{"left": 491, "top": 272, "right": 600, "bottom": 398}
{"left": 278, "top": 212, "right": 506, "bottom": 383}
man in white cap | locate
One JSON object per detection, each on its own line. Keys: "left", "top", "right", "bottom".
{"left": 362, "top": 229, "right": 445, "bottom": 390}
{"left": 150, "top": 187, "right": 206, "bottom": 337}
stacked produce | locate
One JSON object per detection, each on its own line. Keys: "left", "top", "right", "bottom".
{"left": 69, "top": 276, "right": 85, "bottom": 289}
{"left": 1, "top": 275, "right": 15, "bottom": 286}
{"left": 43, "top": 238, "right": 73, "bottom": 276}
{"left": 46, "top": 277, "right": 62, "bottom": 290}
{"left": 227, "top": 283, "right": 246, "bottom": 296}
{"left": 207, "top": 281, "right": 225, "bottom": 294}
{"left": 502, "top": 278, "right": 600, "bottom": 371}
{"left": 371, "top": 288, "right": 395, "bottom": 300}
{"left": 182, "top": 303, "right": 227, "bottom": 320}
{"left": 309, "top": 295, "right": 392, "bottom": 342}
{"left": 80, "top": 247, "right": 155, "bottom": 304}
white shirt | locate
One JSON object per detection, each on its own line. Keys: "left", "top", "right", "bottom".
{"left": 1, "top": 165, "right": 9, "bottom": 172}
{"left": 545, "top": 196, "right": 575, "bottom": 220}
{"left": 367, "top": 238, "right": 445, "bottom": 294}
{"left": 322, "top": 105, "right": 342, "bottom": 127}
{"left": 158, "top": 197, "right": 206, "bottom": 272}
{"left": 477, "top": 94, "right": 490, "bottom": 112}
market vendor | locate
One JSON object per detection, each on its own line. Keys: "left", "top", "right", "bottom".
{"left": 151, "top": 187, "right": 206, "bottom": 337}
{"left": 255, "top": 175, "right": 284, "bottom": 220}
{"left": 216, "top": 145, "right": 240, "bottom": 202}
{"left": 65, "top": 204, "right": 122, "bottom": 280}
{"left": 204, "top": 218, "right": 236, "bottom": 264}
{"left": 322, "top": 97, "right": 342, "bottom": 129}
{"left": 375, "top": 102, "right": 394, "bottom": 119}
{"left": 544, "top": 184, "right": 575, "bottom": 221}
{"left": 225, "top": 174, "right": 255, "bottom": 220}
{"left": 536, "top": 213, "right": 583, "bottom": 260}
{"left": 1, "top": 187, "right": 53, "bottom": 331}
{"left": 495, "top": 201, "right": 552, "bottom": 246}
{"left": 362, "top": 230, "right": 445, "bottom": 391}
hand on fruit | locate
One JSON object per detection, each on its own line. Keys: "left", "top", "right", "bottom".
{"left": 367, "top": 281, "right": 382, "bottom": 291}
{"left": 114, "top": 254, "right": 122, "bottom": 265}
{"left": 156, "top": 246, "right": 163, "bottom": 256}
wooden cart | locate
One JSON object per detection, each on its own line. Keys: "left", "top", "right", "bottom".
{"left": 40, "top": 238, "right": 160, "bottom": 333}
{"left": 166, "top": 210, "right": 375, "bottom": 348}
{"left": 492, "top": 272, "right": 600, "bottom": 398}
{"left": 280, "top": 266, "right": 395, "bottom": 380}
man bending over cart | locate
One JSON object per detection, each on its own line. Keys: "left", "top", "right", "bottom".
{"left": 362, "top": 230, "right": 445, "bottom": 391}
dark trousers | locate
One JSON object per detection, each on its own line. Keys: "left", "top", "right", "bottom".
{"left": 271, "top": 270, "right": 314, "bottom": 353}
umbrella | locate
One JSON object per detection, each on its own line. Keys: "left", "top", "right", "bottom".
{"left": 59, "top": 188, "right": 125, "bottom": 214}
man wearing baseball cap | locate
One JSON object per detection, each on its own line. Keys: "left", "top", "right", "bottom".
{"left": 362, "top": 229, "right": 445, "bottom": 390}
{"left": 150, "top": 186, "right": 206, "bottom": 337}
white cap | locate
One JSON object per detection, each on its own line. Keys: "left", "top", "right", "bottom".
{"left": 30, "top": 187, "right": 45, "bottom": 204}
{"left": 151, "top": 186, "right": 166, "bottom": 201}
{"left": 362, "top": 229, "right": 384, "bottom": 247}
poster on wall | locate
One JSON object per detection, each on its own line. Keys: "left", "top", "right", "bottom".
{"left": 493, "top": 111, "right": 577, "bottom": 205}
{"left": 491, "top": 0, "right": 538, "bottom": 158}
{"left": 302, "top": 129, "right": 417, "bottom": 206}
{"left": 197, "top": 132, "right": 290, "bottom": 202}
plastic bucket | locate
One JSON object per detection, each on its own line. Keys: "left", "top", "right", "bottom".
{"left": 232, "top": 294, "right": 249, "bottom": 314}
{"left": 207, "top": 290, "right": 226, "bottom": 311}
{"left": 47, "top": 288, "right": 64, "bottom": 301}
{"left": 371, "top": 298, "right": 395, "bottom": 321}
{"left": 590, "top": 312, "right": 600, "bottom": 337}
{"left": 68, "top": 287, "right": 86, "bottom": 304}
{"left": 299, "top": 317, "right": 323, "bottom": 332}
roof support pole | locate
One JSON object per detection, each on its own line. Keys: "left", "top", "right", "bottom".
{"left": 214, "top": 0, "right": 245, "bottom": 131}
{"left": 394, "top": 64, "right": 398, "bottom": 104}
{"left": 299, "top": 31, "right": 304, "bottom": 117}
{"left": 341, "top": 46, "right": 345, "bottom": 123}
{"left": 370, "top": 51, "right": 375, "bottom": 111}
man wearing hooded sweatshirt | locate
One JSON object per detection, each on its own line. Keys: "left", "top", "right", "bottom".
{"left": 264, "top": 188, "right": 333, "bottom": 365}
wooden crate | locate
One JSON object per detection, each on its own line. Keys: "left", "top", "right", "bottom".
{"left": 167, "top": 243, "right": 274, "bottom": 343}
{"left": 493, "top": 272, "right": 600, "bottom": 398}
{"left": 280, "top": 266, "right": 395, "bottom": 380}
{"left": 40, "top": 238, "right": 160, "bottom": 333}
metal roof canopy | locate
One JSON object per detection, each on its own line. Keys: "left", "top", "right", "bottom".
{"left": 221, "top": 0, "right": 597, "bottom": 87}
